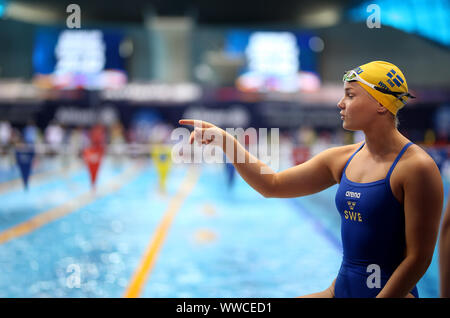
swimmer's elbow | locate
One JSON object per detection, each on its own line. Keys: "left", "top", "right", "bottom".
{"left": 260, "top": 185, "right": 274, "bottom": 198}
{"left": 407, "top": 253, "right": 433, "bottom": 272}
{"left": 262, "top": 189, "right": 277, "bottom": 198}
{"left": 261, "top": 192, "right": 272, "bottom": 198}
{"left": 260, "top": 174, "right": 278, "bottom": 198}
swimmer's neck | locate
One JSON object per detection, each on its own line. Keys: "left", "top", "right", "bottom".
{"left": 362, "top": 124, "right": 408, "bottom": 159}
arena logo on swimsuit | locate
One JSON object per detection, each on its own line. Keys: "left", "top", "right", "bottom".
{"left": 345, "top": 191, "right": 361, "bottom": 198}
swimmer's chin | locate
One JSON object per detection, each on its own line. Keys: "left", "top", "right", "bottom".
{"left": 342, "top": 122, "right": 359, "bottom": 132}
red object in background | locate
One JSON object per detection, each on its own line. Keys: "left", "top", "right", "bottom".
{"left": 292, "top": 147, "right": 310, "bottom": 165}
{"left": 90, "top": 124, "right": 106, "bottom": 148}
{"left": 83, "top": 146, "right": 104, "bottom": 188}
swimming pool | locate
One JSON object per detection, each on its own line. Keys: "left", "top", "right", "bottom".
{"left": 0, "top": 157, "right": 448, "bottom": 297}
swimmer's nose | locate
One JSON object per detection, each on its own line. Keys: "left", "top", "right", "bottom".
{"left": 337, "top": 97, "right": 345, "bottom": 110}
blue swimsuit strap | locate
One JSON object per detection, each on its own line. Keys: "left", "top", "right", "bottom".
{"left": 341, "top": 142, "right": 365, "bottom": 179}
{"left": 386, "top": 142, "right": 413, "bottom": 181}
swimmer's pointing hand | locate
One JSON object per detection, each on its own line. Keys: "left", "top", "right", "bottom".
{"left": 178, "top": 119, "right": 228, "bottom": 148}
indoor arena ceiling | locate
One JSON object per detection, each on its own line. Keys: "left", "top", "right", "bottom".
{"left": 5, "top": 0, "right": 362, "bottom": 24}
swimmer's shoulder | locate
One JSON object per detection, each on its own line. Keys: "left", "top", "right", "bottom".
{"left": 315, "top": 141, "right": 364, "bottom": 184}
{"left": 389, "top": 142, "right": 444, "bottom": 211}
{"left": 392, "top": 143, "right": 442, "bottom": 185}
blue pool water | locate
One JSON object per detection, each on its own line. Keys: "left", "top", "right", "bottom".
{"left": 0, "top": 157, "right": 448, "bottom": 298}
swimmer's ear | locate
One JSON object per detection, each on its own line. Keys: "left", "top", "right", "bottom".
{"left": 376, "top": 102, "right": 389, "bottom": 114}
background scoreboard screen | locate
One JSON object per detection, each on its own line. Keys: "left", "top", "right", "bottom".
{"left": 33, "top": 28, "right": 127, "bottom": 89}
{"left": 226, "top": 30, "right": 321, "bottom": 93}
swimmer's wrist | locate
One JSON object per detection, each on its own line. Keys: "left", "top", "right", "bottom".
{"left": 222, "top": 131, "right": 235, "bottom": 152}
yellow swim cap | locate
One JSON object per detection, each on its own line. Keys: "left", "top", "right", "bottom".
{"left": 350, "top": 61, "right": 411, "bottom": 115}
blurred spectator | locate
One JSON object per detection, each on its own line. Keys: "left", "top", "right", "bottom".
{"left": 297, "top": 126, "right": 317, "bottom": 147}
{"left": 23, "top": 120, "right": 42, "bottom": 145}
{"left": 149, "top": 123, "right": 173, "bottom": 144}
{"left": 0, "top": 121, "right": 12, "bottom": 150}
{"left": 110, "top": 121, "right": 126, "bottom": 162}
{"left": 0, "top": 117, "right": 444, "bottom": 162}
{"left": 45, "top": 120, "right": 64, "bottom": 154}
{"left": 10, "top": 127, "right": 23, "bottom": 145}
{"left": 133, "top": 121, "right": 152, "bottom": 144}
{"left": 110, "top": 121, "right": 125, "bottom": 144}
{"left": 66, "top": 127, "right": 85, "bottom": 156}
{"left": 310, "top": 131, "right": 332, "bottom": 156}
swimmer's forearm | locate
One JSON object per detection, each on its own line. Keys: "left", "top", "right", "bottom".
{"left": 376, "top": 255, "right": 431, "bottom": 298}
{"left": 222, "top": 133, "right": 276, "bottom": 197}
{"left": 439, "top": 216, "right": 450, "bottom": 298}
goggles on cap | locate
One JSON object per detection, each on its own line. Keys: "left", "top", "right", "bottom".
{"left": 343, "top": 69, "right": 415, "bottom": 105}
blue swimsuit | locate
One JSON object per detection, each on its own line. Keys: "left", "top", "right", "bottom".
{"left": 334, "top": 142, "right": 419, "bottom": 298}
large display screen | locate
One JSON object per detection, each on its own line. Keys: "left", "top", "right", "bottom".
{"left": 33, "top": 28, "right": 127, "bottom": 90}
{"left": 226, "top": 30, "right": 321, "bottom": 93}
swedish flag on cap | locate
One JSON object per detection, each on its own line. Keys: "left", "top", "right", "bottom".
{"left": 343, "top": 61, "right": 415, "bottom": 115}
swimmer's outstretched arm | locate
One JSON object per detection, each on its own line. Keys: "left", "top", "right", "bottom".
{"left": 179, "top": 119, "right": 341, "bottom": 198}
{"left": 376, "top": 156, "right": 443, "bottom": 298}
{"left": 439, "top": 196, "right": 450, "bottom": 298}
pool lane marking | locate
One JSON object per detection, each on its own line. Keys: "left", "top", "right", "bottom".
{"left": 123, "top": 166, "right": 200, "bottom": 298}
{"left": 290, "top": 198, "right": 342, "bottom": 251}
{"left": 0, "top": 162, "right": 145, "bottom": 245}
{"left": 0, "top": 161, "right": 83, "bottom": 194}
